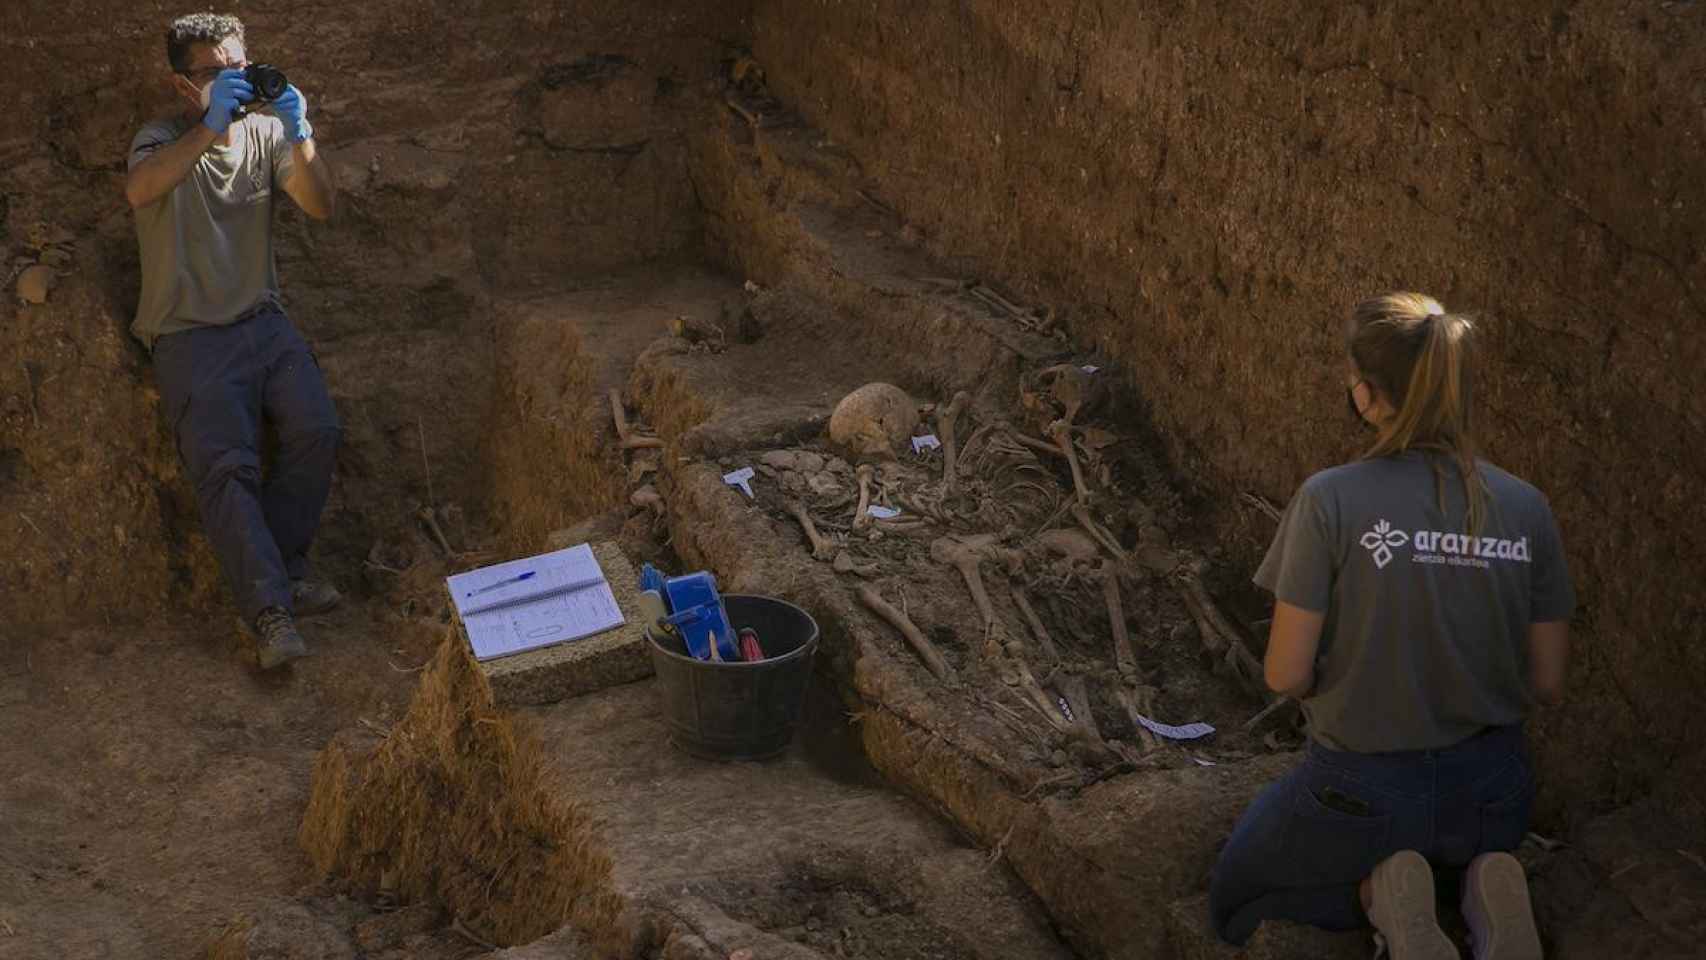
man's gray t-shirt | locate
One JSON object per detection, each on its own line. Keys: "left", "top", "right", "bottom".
{"left": 127, "top": 114, "right": 296, "bottom": 348}
{"left": 1255, "top": 451, "right": 1574, "bottom": 753}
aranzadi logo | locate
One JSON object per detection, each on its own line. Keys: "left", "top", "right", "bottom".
{"left": 1361, "top": 519, "right": 1531, "bottom": 571}
{"left": 1359, "top": 520, "right": 1409, "bottom": 569}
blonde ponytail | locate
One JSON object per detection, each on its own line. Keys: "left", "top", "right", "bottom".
{"left": 1347, "top": 293, "right": 1488, "bottom": 534}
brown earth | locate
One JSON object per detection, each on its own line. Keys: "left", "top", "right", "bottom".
{"left": 745, "top": 0, "right": 1706, "bottom": 833}
{"left": 2, "top": 1, "right": 1705, "bottom": 959}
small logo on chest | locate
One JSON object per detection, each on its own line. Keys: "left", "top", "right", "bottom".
{"left": 1359, "top": 520, "right": 1409, "bottom": 569}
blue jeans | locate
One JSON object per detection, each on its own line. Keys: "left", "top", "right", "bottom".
{"left": 153, "top": 304, "right": 341, "bottom": 623}
{"left": 1208, "top": 724, "right": 1534, "bottom": 945}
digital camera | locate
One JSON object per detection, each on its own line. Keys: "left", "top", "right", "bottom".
{"left": 242, "top": 63, "right": 289, "bottom": 104}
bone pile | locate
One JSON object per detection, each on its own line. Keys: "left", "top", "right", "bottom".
{"left": 744, "top": 370, "right": 1282, "bottom": 776}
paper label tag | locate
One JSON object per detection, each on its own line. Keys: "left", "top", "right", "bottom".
{"left": 722, "top": 466, "right": 755, "bottom": 499}
{"left": 866, "top": 505, "right": 901, "bottom": 520}
{"left": 1081, "top": 364, "right": 1100, "bottom": 374}
{"left": 1133, "top": 713, "right": 1216, "bottom": 741}
{"left": 911, "top": 434, "right": 941, "bottom": 454}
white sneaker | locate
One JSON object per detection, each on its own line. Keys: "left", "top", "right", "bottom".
{"left": 1366, "top": 850, "right": 1461, "bottom": 960}
{"left": 1463, "top": 852, "right": 1543, "bottom": 959}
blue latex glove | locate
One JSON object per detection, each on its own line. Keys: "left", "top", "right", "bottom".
{"left": 271, "top": 85, "right": 313, "bottom": 144}
{"left": 201, "top": 68, "right": 254, "bottom": 135}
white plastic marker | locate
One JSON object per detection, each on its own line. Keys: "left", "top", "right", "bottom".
{"left": 1081, "top": 364, "right": 1100, "bottom": 374}
{"left": 866, "top": 505, "right": 901, "bottom": 520}
{"left": 723, "top": 466, "right": 756, "bottom": 499}
{"left": 1132, "top": 712, "right": 1216, "bottom": 741}
{"left": 911, "top": 434, "right": 941, "bottom": 454}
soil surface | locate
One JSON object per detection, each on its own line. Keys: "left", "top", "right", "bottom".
{"left": 3, "top": 3, "right": 1705, "bottom": 959}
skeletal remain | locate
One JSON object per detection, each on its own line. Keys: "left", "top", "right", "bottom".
{"left": 931, "top": 536, "right": 1010, "bottom": 656}
{"left": 417, "top": 505, "right": 456, "bottom": 556}
{"left": 607, "top": 389, "right": 664, "bottom": 450}
{"left": 938, "top": 390, "right": 972, "bottom": 494}
{"left": 1035, "top": 528, "right": 1100, "bottom": 566}
{"left": 956, "top": 419, "right": 999, "bottom": 474}
{"left": 1009, "top": 654, "right": 1075, "bottom": 734}
{"left": 859, "top": 584, "right": 957, "bottom": 684}
{"left": 785, "top": 498, "right": 836, "bottom": 561}
{"left": 1009, "top": 583, "right": 1061, "bottom": 663}
{"left": 1101, "top": 561, "right": 1141, "bottom": 684}
{"left": 829, "top": 382, "right": 920, "bottom": 460}
{"left": 1114, "top": 684, "right": 1164, "bottom": 753}
{"left": 833, "top": 552, "right": 880, "bottom": 578}
{"left": 1049, "top": 419, "right": 1091, "bottom": 505}
{"left": 853, "top": 464, "right": 875, "bottom": 530}
{"left": 1057, "top": 674, "right": 1106, "bottom": 746}
{"left": 1069, "top": 502, "right": 1128, "bottom": 562}
{"left": 1037, "top": 363, "right": 1093, "bottom": 425}
{"left": 1009, "top": 431, "right": 1066, "bottom": 459}
{"left": 1178, "top": 571, "right": 1265, "bottom": 682}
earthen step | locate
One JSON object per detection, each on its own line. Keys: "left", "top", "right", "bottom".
{"left": 1163, "top": 894, "right": 1368, "bottom": 960}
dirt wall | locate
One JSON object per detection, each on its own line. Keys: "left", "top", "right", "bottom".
{"left": 747, "top": 0, "right": 1706, "bottom": 828}
{"left": 0, "top": 2, "right": 749, "bottom": 627}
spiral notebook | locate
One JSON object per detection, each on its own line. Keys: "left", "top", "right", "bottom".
{"left": 446, "top": 543, "right": 626, "bottom": 661}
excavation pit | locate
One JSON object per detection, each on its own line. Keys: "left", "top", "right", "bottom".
{"left": 3, "top": 4, "right": 1703, "bottom": 960}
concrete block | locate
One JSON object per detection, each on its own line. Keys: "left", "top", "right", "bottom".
{"left": 470, "top": 540, "right": 653, "bottom": 706}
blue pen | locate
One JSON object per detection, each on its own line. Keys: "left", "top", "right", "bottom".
{"left": 467, "top": 570, "right": 535, "bottom": 598}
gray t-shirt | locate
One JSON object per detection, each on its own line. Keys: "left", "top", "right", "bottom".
{"left": 1255, "top": 451, "right": 1574, "bottom": 753}
{"left": 127, "top": 114, "right": 297, "bottom": 348}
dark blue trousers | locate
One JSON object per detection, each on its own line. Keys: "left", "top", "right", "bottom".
{"left": 1208, "top": 724, "right": 1534, "bottom": 945}
{"left": 153, "top": 304, "right": 341, "bottom": 623}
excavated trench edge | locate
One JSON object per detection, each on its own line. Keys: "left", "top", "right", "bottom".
{"left": 295, "top": 104, "right": 1295, "bottom": 960}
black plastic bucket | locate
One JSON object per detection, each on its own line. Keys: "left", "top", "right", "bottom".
{"left": 646, "top": 594, "right": 819, "bottom": 760}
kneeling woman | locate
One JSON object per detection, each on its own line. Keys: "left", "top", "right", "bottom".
{"left": 1209, "top": 293, "right": 1573, "bottom": 960}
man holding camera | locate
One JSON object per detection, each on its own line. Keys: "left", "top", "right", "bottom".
{"left": 126, "top": 13, "right": 340, "bottom": 669}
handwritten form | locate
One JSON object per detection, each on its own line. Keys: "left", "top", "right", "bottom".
{"left": 446, "top": 544, "right": 625, "bottom": 661}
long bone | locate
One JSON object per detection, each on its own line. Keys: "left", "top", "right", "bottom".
{"left": 1101, "top": 560, "right": 1141, "bottom": 685}
{"left": 607, "top": 389, "right": 664, "bottom": 450}
{"left": 859, "top": 584, "right": 956, "bottom": 684}
{"left": 938, "top": 390, "right": 972, "bottom": 495}
{"left": 853, "top": 464, "right": 875, "bottom": 530}
{"left": 785, "top": 498, "right": 836, "bottom": 562}
{"left": 1009, "top": 582, "right": 1061, "bottom": 664}
{"left": 1049, "top": 419, "right": 1091, "bottom": 505}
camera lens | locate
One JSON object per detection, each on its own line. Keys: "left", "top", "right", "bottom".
{"left": 243, "top": 64, "right": 288, "bottom": 102}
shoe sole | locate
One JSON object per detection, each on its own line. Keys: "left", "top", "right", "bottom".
{"left": 1464, "top": 852, "right": 1542, "bottom": 960}
{"left": 1370, "top": 851, "right": 1461, "bottom": 960}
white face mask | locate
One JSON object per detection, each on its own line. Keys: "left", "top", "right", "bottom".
{"left": 199, "top": 81, "right": 213, "bottom": 108}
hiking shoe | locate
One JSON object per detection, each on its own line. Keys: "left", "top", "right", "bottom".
{"left": 1463, "top": 852, "right": 1543, "bottom": 960}
{"left": 290, "top": 578, "right": 342, "bottom": 616}
{"left": 254, "top": 606, "right": 309, "bottom": 670}
{"left": 1367, "top": 850, "right": 1461, "bottom": 960}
